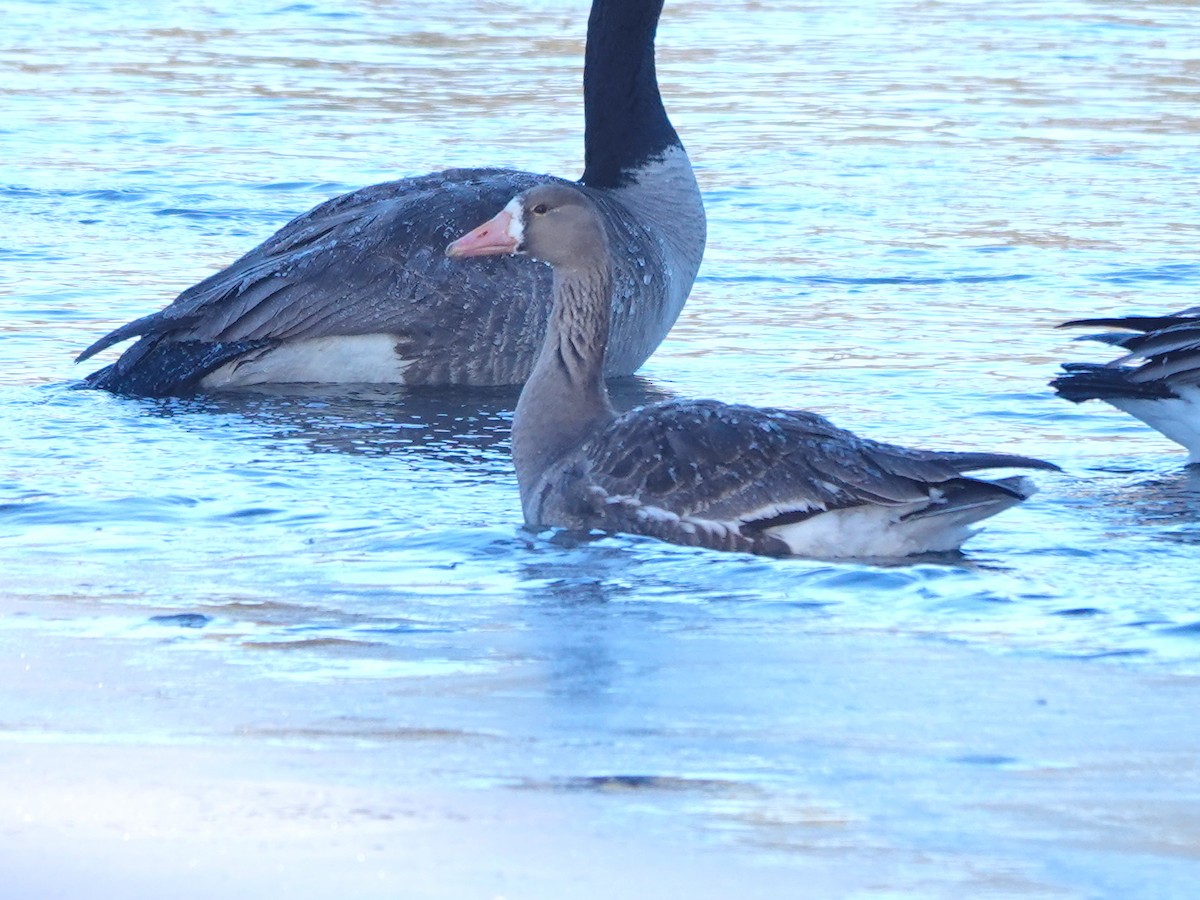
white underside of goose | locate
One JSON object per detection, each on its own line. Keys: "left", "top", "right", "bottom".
{"left": 761, "top": 485, "right": 1032, "bottom": 558}
{"left": 602, "top": 476, "right": 1035, "bottom": 558}
{"left": 1103, "top": 388, "right": 1200, "bottom": 463}
{"left": 200, "top": 334, "right": 413, "bottom": 388}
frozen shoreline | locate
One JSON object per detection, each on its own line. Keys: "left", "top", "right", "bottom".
{"left": 3, "top": 606, "right": 1197, "bottom": 899}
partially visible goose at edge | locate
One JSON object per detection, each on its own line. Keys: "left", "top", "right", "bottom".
{"left": 446, "top": 184, "right": 1058, "bottom": 559}
{"left": 76, "top": 0, "right": 704, "bottom": 397}
{"left": 1052, "top": 307, "right": 1200, "bottom": 463}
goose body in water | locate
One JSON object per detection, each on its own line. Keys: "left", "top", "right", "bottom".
{"left": 1052, "top": 308, "right": 1200, "bottom": 462}
{"left": 447, "top": 184, "right": 1057, "bottom": 559}
{"left": 76, "top": 0, "right": 704, "bottom": 397}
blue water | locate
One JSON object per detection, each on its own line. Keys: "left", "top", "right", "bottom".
{"left": 2, "top": 1, "right": 1200, "bottom": 897}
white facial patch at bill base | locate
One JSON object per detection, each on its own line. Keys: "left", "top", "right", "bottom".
{"left": 503, "top": 197, "right": 525, "bottom": 248}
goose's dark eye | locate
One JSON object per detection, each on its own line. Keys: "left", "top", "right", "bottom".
{"left": 532, "top": 203, "right": 548, "bottom": 215}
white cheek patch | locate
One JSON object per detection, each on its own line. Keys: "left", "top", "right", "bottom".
{"left": 503, "top": 197, "right": 525, "bottom": 247}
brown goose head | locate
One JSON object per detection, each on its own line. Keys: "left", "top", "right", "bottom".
{"left": 446, "top": 184, "right": 609, "bottom": 273}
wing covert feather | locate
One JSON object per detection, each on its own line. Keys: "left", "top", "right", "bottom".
{"left": 571, "top": 400, "right": 1045, "bottom": 524}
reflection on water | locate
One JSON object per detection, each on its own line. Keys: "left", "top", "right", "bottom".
{"left": 3, "top": 0, "right": 1200, "bottom": 895}
{"left": 172, "top": 376, "right": 675, "bottom": 458}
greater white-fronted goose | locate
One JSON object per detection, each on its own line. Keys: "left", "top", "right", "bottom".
{"left": 77, "top": 0, "right": 704, "bottom": 397}
{"left": 447, "top": 184, "right": 1057, "bottom": 558}
{"left": 1052, "top": 308, "right": 1200, "bottom": 462}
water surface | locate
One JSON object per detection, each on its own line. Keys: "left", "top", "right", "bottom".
{"left": 2, "top": 1, "right": 1199, "bottom": 897}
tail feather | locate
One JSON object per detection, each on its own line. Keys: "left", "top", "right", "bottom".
{"left": 1060, "top": 309, "right": 1200, "bottom": 335}
{"left": 79, "top": 337, "right": 272, "bottom": 397}
{"left": 930, "top": 450, "right": 1060, "bottom": 474}
{"left": 1051, "top": 362, "right": 1175, "bottom": 403}
{"left": 901, "top": 475, "right": 1032, "bottom": 523}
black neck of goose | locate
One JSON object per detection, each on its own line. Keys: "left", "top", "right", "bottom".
{"left": 580, "top": 0, "right": 679, "bottom": 190}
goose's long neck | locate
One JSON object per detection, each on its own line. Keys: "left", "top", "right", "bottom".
{"left": 578, "top": 0, "right": 705, "bottom": 375}
{"left": 512, "top": 263, "right": 616, "bottom": 516}
{"left": 580, "top": 0, "right": 677, "bottom": 189}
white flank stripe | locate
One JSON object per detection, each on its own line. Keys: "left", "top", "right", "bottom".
{"left": 201, "top": 334, "right": 412, "bottom": 388}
